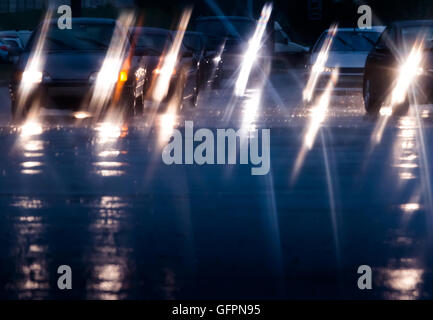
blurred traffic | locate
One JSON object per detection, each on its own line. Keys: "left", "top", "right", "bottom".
{"left": 2, "top": 0, "right": 433, "bottom": 301}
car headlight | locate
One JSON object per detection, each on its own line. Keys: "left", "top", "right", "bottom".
{"left": 22, "top": 70, "right": 43, "bottom": 84}
{"left": 89, "top": 70, "right": 128, "bottom": 84}
{"left": 310, "top": 65, "right": 335, "bottom": 73}
{"left": 322, "top": 67, "right": 335, "bottom": 73}
{"left": 152, "top": 67, "right": 176, "bottom": 76}
{"left": 213, "top": 56, "right": 221, "bottom": 64}
{"left": 417, "top": 67, "right": 425, "bottom": 76}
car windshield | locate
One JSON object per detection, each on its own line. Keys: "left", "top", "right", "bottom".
{"left": 27, "top": 22, "right": 115, "bottom": 52}
{"left": 183, "top": 34, "right": 203, "bottom": 52}
{"left": 3, "top": 39, "right": 19, "bottom": 48}
{"left": 314, "top": 30, "right": 382, "bottom": 52}
{"left": 402, "top": 25, "right": 433, "bottom": 48}
{"left": 196, "top": 19, "right": 256, "bottom": 40}
{"left": 134, "top": 30, "right": 172, "bottom": 55}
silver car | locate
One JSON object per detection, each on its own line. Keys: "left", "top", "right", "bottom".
{"left": 307, "top": 27, "right": 385, "bottom": 94}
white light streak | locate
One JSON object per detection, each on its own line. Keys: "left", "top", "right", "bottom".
{"left": 235, "top": 3, "right": 272, "bottom": 97}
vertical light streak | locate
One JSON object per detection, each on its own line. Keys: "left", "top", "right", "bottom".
{"left": 291, "top": 69, "right": 339, "bottom": 183}
{"left": 235, "top": 3, "right": 272, "bottom": 97}
{"left": 372, "top": 42, "right": 424, "bottom": 145}
{"left": 391, "top": 44, "right": 424, "bottom": 106}
{"left": 16, "top": 9, "right": 53, "bottom": 117}
{"left": 89, "top": 12, "right": 135, "bottom": 120}
{"left": 303, "top": 24, "right": 338, "bottom": 103}
{"left": 304, "top": 70, "right": 338, "bottom": 150}
{"left": 241, "top": 88, "right": 262, "bottom": 133}
{"left": 151, "top": 9, "right": 192, "bottom": 102}
{"left": 320, "top": 130, "right": 341, "bottom": 268}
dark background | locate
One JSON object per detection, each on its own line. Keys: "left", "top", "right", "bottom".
{"left": 1, "top": 0, "right": 433, "bottom": 45}
{"left": 136, "top": 0, "right": 433, "bottom": 44}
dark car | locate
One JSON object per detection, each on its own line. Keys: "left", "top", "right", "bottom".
{"left": 9, "top": 18, "right": 135, "bottom": 120}
{"left": 363, "top": 20, "right": 433, "bottom": 115}
{"left": 130, "top": 27, "right": 200, "bottom": 111}
{"left": 195, "top": 16, "right": 273, "bottom": 88}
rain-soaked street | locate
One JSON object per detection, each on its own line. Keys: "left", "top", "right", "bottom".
{"left": 1, "top": 68, "right": 433, "bottom": 300}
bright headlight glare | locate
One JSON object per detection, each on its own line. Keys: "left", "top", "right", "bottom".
{"left": 90, "top": 71, "right": 127, "bottom": 84}
{"left": 89, "top": 72, "right": 96, "bottom": 83}
{"left": 153, "top": 67, "right": 176, "bottom": 75}
{"left": 22, "top": 70, "right": 43, "bottom": 84}
{"left": 311, "top": 65, "right": 334, "bottom": 73}
{"left": 213, "top": 56, "right": 221, "bottom": 64}
{"left": 417, "top": 67, "right": 425, "bottom": 76}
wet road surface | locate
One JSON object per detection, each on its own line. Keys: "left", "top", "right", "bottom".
{"left": 1, "top": 70, "right": 433, "bottom": 299}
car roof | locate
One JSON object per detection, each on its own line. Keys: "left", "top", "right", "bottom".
{"left": 131, "top": 27, "right": 173, "bottom": 43}
{"left": 47, "top": 17, "right": 116, "bottom": 25}
{"left": 131, "top": 27, "right": 171, "bottom": 35}
{"left": 392, "top": 20, "right": 433, "bottom": 28}
{"left": 185, "top": 31, "right": 204, "bottom": 36}
{"left": 130, "top": 26, "right": 171, "bottom": 33}
{"left": 196, "top": 16, "right": 255, "bottom": 22}
{"left": 0, "top": 33, "right": 19, "bottom": 38}
{"left": 322, "top": 26, "right": 386, "bottom": 33}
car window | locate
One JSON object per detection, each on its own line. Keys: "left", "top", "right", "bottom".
{"left": 196, "top": 19, "right": 256, "bottom": 40}
{"left": 134, "top": 31, "right": 171, "bottom": 54}
{"left": 401, "top": 25, "right": 433, "bottom": 49}
{"left": 313, "top": 30, "right": 382, "bottom": 52}
{"left": 376, "top": 27, "right": 394, "bottom": 50}
{"left": 3, "top": 39, "right": 19, "bottom": 48}
{"left": 27, "top": 22, "right": 116, "bottom": 52}
{"left": 275, "top": 30, "right": 287, "bottom": 44}
{"left": 183, "top": 34, "right": 203, "bottom": 52}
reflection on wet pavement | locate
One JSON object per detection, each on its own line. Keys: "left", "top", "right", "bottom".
{"left": 1, "top": 73, "right": 433, "bottom": 299}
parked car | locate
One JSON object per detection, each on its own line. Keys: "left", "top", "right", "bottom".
{"left": 9, "top": 18, "right": 135, "bottom": 120}
{"left": 363, "top": 20, "right": 433, "bottom": 115}
{"left": 307, "top": 26, "right": 385, "bottom": 94}
{"left": 130, "top": 27, "right": 200, "bottom": 111}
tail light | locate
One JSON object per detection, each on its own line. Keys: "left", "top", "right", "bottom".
{"left": 118, "top": 70, "right": 128, "bottom": 82}
{"left": 0, "top": 45, "right": 7, "bottom": 51}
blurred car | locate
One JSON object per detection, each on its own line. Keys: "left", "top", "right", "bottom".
{"left": 9, "top": 18, "right": 135, "bottom": 120}
{"left": 307, "top": 27, "right": 385, "bottom": 94}
{"left": 181, "top": 31, "right": 208, "bottom": 96}
{"left": 17, "top": 31, "right": 33, "bottom": 48}
{"left": 274, "top": 21, "right": 309, "bottom": 65}
{"left": 0, "top": 30, "right": 33, "bottom": 47}
{"left": 2, "top": 38, "right": 24, "bottom": 63}
{"left": 363, "top": 20, "right": 433, "bottom": 115}
{"left": 0, "top": 39, "right": 9, "bottom": 62}
{"left": 195, "top": 16, "right": 273, "bottom": 88}
{"left": 130, "top": 27, "right": 200, "bottom": 111}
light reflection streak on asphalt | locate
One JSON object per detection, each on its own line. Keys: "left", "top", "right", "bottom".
{"left": 94, "top": 122, "right": 128, "bottom": 177}
{"left": 292, "top": 69, "right": 339, "bottom": 184}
